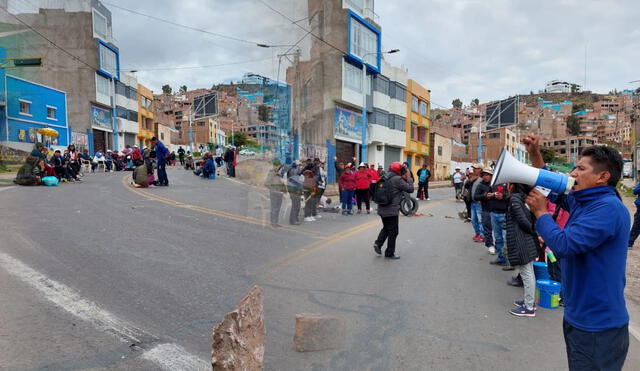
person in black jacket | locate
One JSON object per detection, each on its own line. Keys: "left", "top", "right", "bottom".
{"left": 506, "top": 183, "right": 540, "bottom": 317}
{"left": 373, "top": 162, "right": 414, "bottom": 259}
{"left": 474, "top": 169, "right": 495, "bottom": 254}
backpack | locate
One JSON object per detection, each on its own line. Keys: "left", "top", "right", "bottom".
{"left": 373, "top": 174, "right": 394, "bottom": 206}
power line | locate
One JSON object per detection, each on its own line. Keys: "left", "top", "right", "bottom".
{"left": 103, "top": 2, "right": 264, "bottom": 46}
{"left": 256, "top": 0, "right": 349, "bottom": 57}
{"left": 1, "top": 7, "right": 99, "bottom": 71}
{"left": 126, "top": 56, "right": 275, "bottom": 72}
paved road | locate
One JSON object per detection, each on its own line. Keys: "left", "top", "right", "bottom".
{"left": 1, "top": 167, "right": 638, "bottom": 370}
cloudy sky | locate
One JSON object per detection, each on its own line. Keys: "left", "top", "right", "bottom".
{"left": 111, "top": 0, "right": 640, "bottom": 107}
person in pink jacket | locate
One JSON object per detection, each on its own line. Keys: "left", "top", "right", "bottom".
{"left": 355, "top": 163, "right": 373, "bottom": 213}
{"left": 339, "top": 165, "right": 357, "bottom": 215}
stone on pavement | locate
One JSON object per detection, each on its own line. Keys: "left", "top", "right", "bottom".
{"left": 211, "top": 285, "right": 265, "bottom": 371}
{"left": 293, "top": 313, "right": 344, "bottom": 352}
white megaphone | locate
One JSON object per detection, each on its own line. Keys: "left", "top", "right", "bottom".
{"left": 491, "top": 148, "right": 575, "bottom": 194}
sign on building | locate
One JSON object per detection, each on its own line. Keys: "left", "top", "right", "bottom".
{"left": 91, "top": 105, "right": 113, "bottom": 131}
{"left": 334, "top": 106, "right": 363, "bottom": 142}
{"left": 486, "top": 96, "right": 518, "bottom": 131}
{"left": 194, "top": 92, "right": 218, "bottom": 119}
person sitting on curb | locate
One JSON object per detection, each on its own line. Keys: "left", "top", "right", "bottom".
{"left": 14, "top": 155, "right": 43, "bottom": 186}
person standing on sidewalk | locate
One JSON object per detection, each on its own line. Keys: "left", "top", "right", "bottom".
{"left": 286, "top": 161, "right": 303, "bottom": 225}
{"left": 628, "top": 173, "right": 640, "bottom": 249}
{"left": 355, "top": 163, "right": 372, "bottom": 214}
{"left": 373, "top": 162, "right": 414, "bottom": 259}
{"left": 177, "top": 146, "right": 185, "bottom": 165}
{"left": 452, "top": 167, "right": 464, "bottom": 200}
{"left": 474, "top": 168, "right": 495, "bottom": 254}
{"left": 487, "top": 182, "right": 509, "bottom": 267}
{"left": 151, "top": 137, "right": 169, "bottom": 186}
{"left": 312, "top": 162, "right": 327, "bottom": 219}
{"left": 469, "top": 163, "right": 485, "bottom": 243}
{"left": 339, "top": 164, "right": 356, "bottom": 215}
{"left": 416, "top": 164, "right": 431, "bottom": 200}
{"left": 524, "top": 135, "right": 630, "bottom": 370}
{"left": 302, "top": 169, "right": 318, "bottom": 222}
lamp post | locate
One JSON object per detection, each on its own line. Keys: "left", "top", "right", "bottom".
{"left": 360, "top": 49, "right": 399, "bottom": 163}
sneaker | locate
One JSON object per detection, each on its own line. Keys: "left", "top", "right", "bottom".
{"left": 367, "top": 210, "right": 371, "bottom": 214}
{"left": 513, "top": 300, "right": 536, "bottom": 308}
{"left": 357, "top": 210, "right": 362, "bottom": 214}
{"left": 314, "top": 214, "right": 322, "bottom": 219}
{"left": 502, "top": 265, "right": 515, "bottom": 271}
{"left": 348, "top": 210, "right": 355, "bottom": 215}
{"left": 384, "top": 255, "right": 401, "bottom": 260}
{"left": 488, "top": 246, "right": 496, "bottom": 255}
{"left": 427, "top": 198, "right": 431, "bottom": 201}
{"left": 304, "top": 217, "right": 314, "bottom": 222}
{"left": 373, "top": 244, "right": 382, "bottom": 255}
{"left": 490, "top": 259, "right": 507, "bottom": 266}
{"left": 472, "top": 234, "right": 482, "bottom": 242}
{"left": 341, "top": 211, "right": 348, "bottom": 215}
{"left": 510, "top": 306, "right": 536, "bottom": 317}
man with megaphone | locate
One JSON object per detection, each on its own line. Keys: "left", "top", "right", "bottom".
{"left": 515, "top": 136, "right": 630, "bottom": 371}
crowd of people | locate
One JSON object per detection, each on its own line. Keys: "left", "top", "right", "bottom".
{"left": 458, "top": 136, "right": 631, "bottom": 370}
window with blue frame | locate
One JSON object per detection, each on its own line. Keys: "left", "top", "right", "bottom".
{"left": 98, "top": 41, "right": 119, "bottom": 78}
{"left": 348, "top": 10, "right": 381, "bottom": 72}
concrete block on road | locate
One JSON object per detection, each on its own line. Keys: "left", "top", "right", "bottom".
{"left": 293, "top": 313, "right": 344, "bottom": 352}
{"left": 212, "top": 285, "right": 265, "bottom": 371}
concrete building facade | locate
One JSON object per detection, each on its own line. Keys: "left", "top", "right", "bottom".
{"left": 114, "top": 73, "right": 138, "bottom": 150}
{"left": 404, "top": 79, "right": 431, "bottom": 176}
{"left": 138, "top": 84, "right": 155, "bottom": 148}
{"left": 1, "top": 0, "right": 121, "bottom": 154}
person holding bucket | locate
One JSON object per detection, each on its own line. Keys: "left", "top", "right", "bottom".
{"left": 523, "top": 136, "right": 630, "bottom": 371}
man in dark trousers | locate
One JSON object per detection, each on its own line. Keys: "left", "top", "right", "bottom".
{"left": 373, "top": 161, "right": 414, "bottom": 259}
{"left": 524, "top": 135, "right": 630, "bottom": 370}
{"left": 286, "top": 161, "right": 303, "bottom": 225}
{"left": 151, "top": 137, "right": 169, "bottom": 186}
{"left": 223, "top": 146, "right": 236, "bottom": 177}
{"left": 416, "top": 163, "right": 431, "bottom": 200}
{"left": 265, "top": 159, "right": 286, "bottom": 228}
{"left": 177, "top": 146, "right": 185, "bottom": 165}
{"left": 474, "top": 168, "right": 496, "bottom": 255}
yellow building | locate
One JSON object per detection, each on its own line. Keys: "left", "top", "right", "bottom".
{"left": 405, "top": 80, "right": 431, "bottom": 176}
{"left": 137, "top": 84, "right": 155, "bottom": 148}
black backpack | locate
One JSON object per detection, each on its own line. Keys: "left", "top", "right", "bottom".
{"left": 373, "top": 174, "right": 394, "bottom": 206}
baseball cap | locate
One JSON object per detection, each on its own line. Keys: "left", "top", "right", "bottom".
{"left": 481, "top": 168, "right": 493, "bottom": 175}
{"left": 471, "top": 163, "right": 484, "bottom": 170}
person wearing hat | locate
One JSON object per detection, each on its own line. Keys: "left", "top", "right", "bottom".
{"left": 464, "top": 163, "right": 484, "bottom": 242}
{"left": 30, "top": 142, "right": 47, "bottom": 161}
{"left": 339, "top": 163, "right": 357, "bottom": 215}
{"left": 355, "top": 162, "right": 373, "bottom": 214}
{"left": 132, "top": 145, "right": 142, "bottom": 162}
{"left": 474, "top": 167, "right": 509, "bottom": 265}
{"left": 286, "top": 160, "right": 304, "bottom": 225}
{"left": 452, "top": 166, "right": 464, "bottom": 200}
{"left": 416, "top": 163, "right": 431, "bottom": 200}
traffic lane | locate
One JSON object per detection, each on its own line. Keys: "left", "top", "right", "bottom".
{"left": 0, "top": 176, "right": 319, "bottom": 359}
{"left": 258, "top": 200, "right": 640, "bottom": 370}
{"left": 0, "top": 268, "right": 160, "bottom": 370}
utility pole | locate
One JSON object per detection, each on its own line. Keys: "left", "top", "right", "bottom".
{"left": 294, "top": 48, "right": 301, "bottom": 161}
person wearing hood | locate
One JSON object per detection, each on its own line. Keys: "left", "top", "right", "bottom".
{"left": 523, "top": 136, "right": 630, "bottom": 370}
{"left": 14, "top": 155, "right": 43, "bottom": 185}
{"left": 373, "top": 162, "right": 414, "bottom": 259}
{"left": 355, "top": 163, "right": 372, "bottom": 214}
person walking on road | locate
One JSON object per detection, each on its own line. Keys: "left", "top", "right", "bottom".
{"left": 286, "top": 161, "right": 303, "bottom": 225}
{"left": 452, "top": 167, "right": 464, "bottom": 199}
{"left": 312, "top": 162, "right": 327, "bottom": 219}
{"left": 151, "top": 137, "right": 169, "bottom": 186}
{"left": 373, "top": 162, "right": 414, "bottom": 259}
{"left": 177, "top": 146, "right": 185, "bottom": 165}
{"left": 302, "top": 169, "right": 318, "bottom": 222}
{"left": 224, "top": 146, "right": 236, "bottom": 177}
{"left": 416, "top": 164, "right": 431, "bottom": 200}
{"left": 265, "top": 159, "right": 286, "bottom": 228}
{"left": 523, "top": 136, "right": 630, "bottom": 370}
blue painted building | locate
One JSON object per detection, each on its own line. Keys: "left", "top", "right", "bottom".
{"left": 0, "top": 66, "right": 69, "bottom": 147}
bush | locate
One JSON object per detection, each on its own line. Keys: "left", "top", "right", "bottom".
{"left": 192, "top": 152, "right": 202, "bottom": 158}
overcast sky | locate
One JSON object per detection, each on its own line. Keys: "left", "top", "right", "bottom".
{"left": 111, "top": 0, "right": 640, "bottom": 107}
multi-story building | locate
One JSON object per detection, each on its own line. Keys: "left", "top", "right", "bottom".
{"left": 404, "top": 79, "right": 431, "bottom": 176}
{"left": 138, "top": 84, "right": 155, "bottom": 148}
{"left": 542, "top": 136, "right": 597, "bottom": 163}
{"left": 428, "top": 132, "right": 452, "bottom": 181}
{"left": 545, "top": 80, "right": 581, "bottom": 94}
{"left": 114, "top": 74, "right": 138, "bottom": 150}
{"left": 1, "top": 0, "right": 121, "bottom": 153}
{"left": 468, "top": 126, "right": 524, "bottom": 165}
{"left": 288, "top": 0, "right": 408, "bottom": 181}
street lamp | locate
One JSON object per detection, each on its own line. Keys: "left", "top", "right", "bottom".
{"left": 360, "top": 49, "right": 399, "bottom": 162}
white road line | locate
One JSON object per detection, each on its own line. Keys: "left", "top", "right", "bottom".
{"left": 142, "top": 343, "right": 210, "bottom": 370}
{"left": 0, "top": 252, "right": 208, "bottom": 369}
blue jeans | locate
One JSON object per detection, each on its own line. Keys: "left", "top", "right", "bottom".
{"left": 491, "top": 212, "right": 507, "bottom": 262}
{"left": 341, "top": 190, "right": 355, "bottom": 210}
{"left": 471, "top": 202, "right": 483, "bottom": 236}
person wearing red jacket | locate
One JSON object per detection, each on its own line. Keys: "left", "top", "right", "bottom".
{"left": 339, "top": 164, "right": 357, "bottom": 215}
{"left": 355, "top": 163, "right": 373, "bottom": 213}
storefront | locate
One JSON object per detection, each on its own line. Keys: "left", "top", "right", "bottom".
{"left": 91, "top": 105, "right": 113, "bottom": 152}
{"left": 334, "top": 106, "right": 362, "bottom": 164}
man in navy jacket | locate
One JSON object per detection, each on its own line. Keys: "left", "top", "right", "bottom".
{"left": 524, "top": 136, "right": 630, "bottom": 370}
{"left": 151, "top": 137, "right": 169, "bottom": 186}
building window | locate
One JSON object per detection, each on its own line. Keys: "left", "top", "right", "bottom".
{"left": 374, "top": 75, "right": 389, "bottom": 96}
{"left": 160, "top": 133, "right": 164, "bottom": 140}
{"left": 127, "top": 86, "right": 138, "bottom": 100}
{"left": 419, "top": 101, "right": 428, "bottom": 117}
{"left": 393, "top": 115, "right": 406, "bottom": 131}
{"left": 350, "top": 17, "right": 378, "bottom": 67}
{"left": 344, "top": 61, "right": 363, "bottom": 93}
{"left": 99, "top": 43, "right": 118, "bottom": 77}
{"left": 19, "top": 99, "right": 32, "bottom": 116}
{"left": 302, "top": 83, "right": 309, "bottom": 108}
{"left": 489, "top": 133, "right": 500, "bottom": 139}
{"left": 116, "top": 81, "right": 127, "bottom": 96}
{"left": 411, "top": 123, "right": 418, "bottom": 140}
{"left": 394, "top": 83, "right": 407, "bottom": 102}
{"left": 437, "top": 146, "right": 443, "bottom": 156}
{"left": 93, "top": 9, "right": 110, "bottom": 41}
{"left": 197, "top": 122, "right": 205, "bottom": 127}
{"left": 46, "top": 106, "right": 57, "bottom": 120}
{"left": 418, "top": 127, "right": 427, "bottom": 143}
{"left": 411, "top": 96, "right": 419, "bottom": 113}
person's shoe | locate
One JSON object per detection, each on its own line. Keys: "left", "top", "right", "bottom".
{"left": 341, "top": 211, "right": 348, "bottom": 215}
{"left": 384, "top": 255, "right": 401, "bottom": 260}
{"left": 427, "top": 198, "right": 431, "bottom": 201}
{"left": 373, "top": 244, "right": 382, "bottom": 255}
{"left": 357, "top": 210, "right": 362, "bottom": 214}
{"left": 513, "top": 300, "right": 536, "bottom": 308}
{"left": 488, "top": 246, "right": 496, "bottom": 255}
{"left": 490, "top": 259, "right": 507, "bottom": 266}
{"left": 348, "top": 210, "right": 354, "bottom": 215}
{"left": 314, "top": 214, "right": 322, "bottom": 219}
{"left": 310, "top": 216, "right": 316, "bottom": 221}
{"left": 502, "top": 265, "right": 515, "bottom": 271}
{"left": 507, "top": 277, "right": 524, "bottom": 287}
{"left": 510, "top": 306, "right": 536, "bottom": 317}
{"left": 290, "top": 222, "right": 301, "bottom": 226}
{"left": 271, "top": 223, "right": 281, "bottom": 228}
{"left": 472, "top": 234, "right": 481, "bottom": 242}
{"left": 367, "top": 210, "right": 371, "bottom": 214}
{"left": 304, "top": 217, "right": 314, "bottom": 222}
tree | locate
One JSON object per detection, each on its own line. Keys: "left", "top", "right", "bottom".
{"left": 540, "top": 147, "right": 558, "bottom": 164}
{"left": 258, "top": 105, "right": 272, "bottom": 122}
{"left": 435, "top": 113, "right": 442, "bottom": 120}
{"left": 179, "top": 85, "right": 188, "bottom": 94}
{"left": 452, "top": 98, "right": 463, "bottom": 108}
{"left": 567, "top": 115, "right": 581, "bottom": 135}
{"left": 226, "top": 132, "right": 258, "bottom": 148}
{"left": 161, "top": 84, "right": 172, "bottom": 94}
{"left": 470, "top": 98, "right": 480, "bottom": 106}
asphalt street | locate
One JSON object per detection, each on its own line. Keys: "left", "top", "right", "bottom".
{"left": 1, "top": 166, "right": 639, "bottom": 370}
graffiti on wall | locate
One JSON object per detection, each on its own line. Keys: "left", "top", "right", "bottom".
{"left": 300, "top": 143, "right": 328, "bottom": 162}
